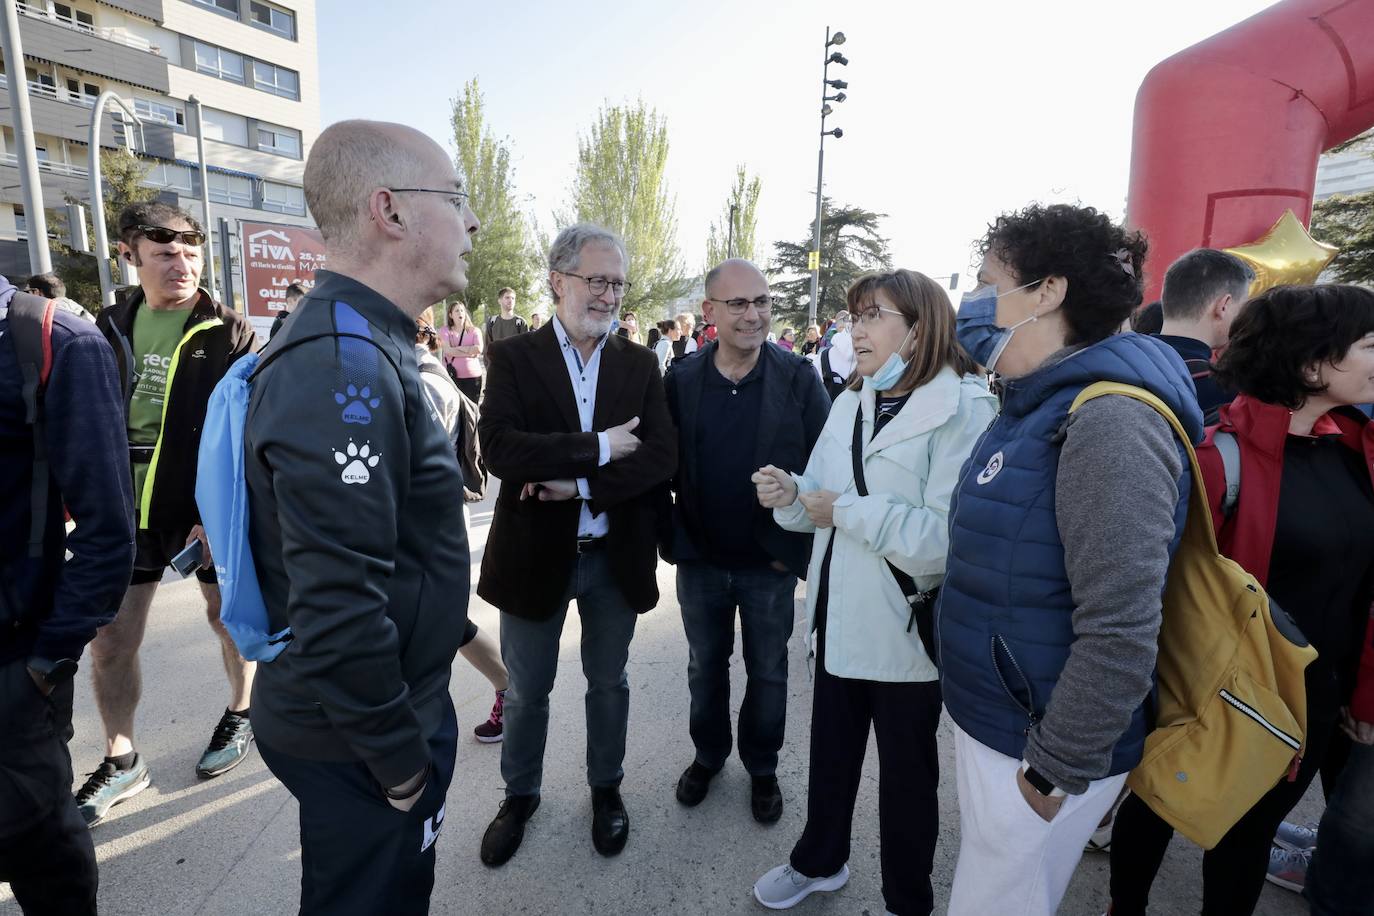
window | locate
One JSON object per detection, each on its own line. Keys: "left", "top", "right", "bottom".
{"left": 194, "top": 42, "right": 244, "bottom": 84}
{"left": 207, "top": 172, "right": 252, "bottom": 207}
{"left": 251, "top": 60, "right": 298, "bottom": 100}
{"left": 26, "top": 67, "right": 56, "bottom": 90}
{"left": 134, "top": 96, "right": 186, "bottom": 131}
{"left": 144, "top": 161, "right": 194, "bottom": 193}
{"left": 262, "top": 180, "right": 305, "bottom": 215}
{"left": 14, "top": 204, "right": 26, "bottom": 238}
{"left": 191, "top": 0, "right": 239, "bottom": 15}
{"left": 53, "top": 4, "right": 94, "bottom": 28}
{"left": 66, "top": 79, "right": 99, "bottom": 104}
{"left": 200, "top": 107, "right": 248, "bottom": 146}
{"left": 249, "top": 1, "right": 295, "bottom": 39}
{"left": 256, "top": 123, "right": 300, "bottom": 158}
{"left": 34, "top": 143, "right": 49, "bottom": 162}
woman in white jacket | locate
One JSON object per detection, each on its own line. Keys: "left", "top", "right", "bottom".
{"left": 751, "top": 270, "right": 996, "bottom": 916}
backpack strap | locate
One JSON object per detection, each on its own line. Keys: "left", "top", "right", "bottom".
{"left": 8, "top": 292, "right": 57, "bottom": 558}
{"left": 1183, "top": 357, "right": 1213, "bottom": 381}
{"left": 1213, "top": 430, "right": 1241, "bottom": 517}
{"left": 1069, "top": 381, "right": 1221, "bottom": 553}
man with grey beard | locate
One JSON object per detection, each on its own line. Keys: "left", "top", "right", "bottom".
{"left": 476, "top": 223, "right": 677, "bottom": 867}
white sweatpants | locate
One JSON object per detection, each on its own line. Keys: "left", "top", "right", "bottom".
{"left": 947, "top": 723, "right": 1127, "bottom": 916}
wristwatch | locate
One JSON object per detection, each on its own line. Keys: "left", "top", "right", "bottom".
{"left": 1021, "top": 761, "right": 1067, "bottom": 799}
{"left": 28, "top": 656, "right": 79, "bottom": 688}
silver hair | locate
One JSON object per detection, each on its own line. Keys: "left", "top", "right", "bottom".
{"left": 547, "top": 223, "right": 627, "bottom": 304}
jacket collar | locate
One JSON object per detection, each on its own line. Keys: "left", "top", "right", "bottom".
{"left": 115, "top": 285, "right": 222, "bottom": 336}
{"left": 309, "top": 270, "right": 416, "bottom": 346}
{"left": 675, "top": 341, "right": 793, "bottom": 470}
{"left": 1219, "top": 394, "right": 1367, "bottom": 456}
{"left": 859, "top": 366, "right": 964, "bottom": 456}
{"left": 529, "top": 321, "right": 584, "bottom": 433}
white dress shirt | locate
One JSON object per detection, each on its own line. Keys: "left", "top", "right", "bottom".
{"left": 551, "top": 315, "right": 612, "bottom": 538}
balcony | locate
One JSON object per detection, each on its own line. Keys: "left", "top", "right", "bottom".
{"left": 95, "top": 0, "right": 164, "bottom": 21}
{"left": 0, "top": 151, "right": 93, "bottom": 213}
{"left": 16, "top": 2, "right": 169, "bottom": 93}
{"left": 0, "top": 74, "right": 130, "bottom": 148}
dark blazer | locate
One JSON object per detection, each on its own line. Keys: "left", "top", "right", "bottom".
{"left": 477, "top": 324, "right": 678, "bottom": 621}
{"left": 663, "top": 341, "right": 831, "bottom": 578}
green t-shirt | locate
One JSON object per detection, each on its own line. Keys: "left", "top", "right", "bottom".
{"left": 128, "top": 306, "right": 192, "bottom": 501}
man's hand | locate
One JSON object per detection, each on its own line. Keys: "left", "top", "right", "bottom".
{"left": 519, "top": 479, "right": 579, "bottom": 502}
{"left": 752, "top": 465, "right": 799, "bottom": 509}
{"left": 605, "top": 416, "right": 642, "bottom": 460}
{"left": 186, "top": 524, "right": 213, "bottom": 568}
{"left": 1015, "top": 767, "right": 1066, "bottom": 823}
{"left": 26, "top": 666, "right": 53, "bottom": 697}
{"left": 798, "top": 490, "right": 840, "bottom": 528}
{"left": 385, "top": 765, "right": 428, "bottom": 813}
{"left": 1341, "top": 706, "right": 1374, "bottom": 745}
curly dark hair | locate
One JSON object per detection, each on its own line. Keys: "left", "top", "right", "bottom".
{"left": 1212, "top": 284, "right": 1374, "bottom": 409}
{"left": 977, "top": 203, "right": 1148, "bottom": 346}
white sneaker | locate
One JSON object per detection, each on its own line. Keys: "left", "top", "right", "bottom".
{"left": 753, "top": 863, "right": 849, "bottom": 909}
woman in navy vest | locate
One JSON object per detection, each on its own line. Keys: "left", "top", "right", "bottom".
{"left": 939, "top": 204, "right": 1203, "bottom": 915}
{"left": 750, "top": 270, "right": 996, "bottom": 916}
{"left": 1109, "top": 284, "right": 1374, "bottom": 916}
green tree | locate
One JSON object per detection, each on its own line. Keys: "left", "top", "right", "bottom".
{"left": 55, "top": 147, "right": 151, "bottom": 312}
{"left": 450, "top": 78, "right": 540, "bottom": 325}
{"left": 768, "top": 199, "right": 893, "bottom": 327}
{"left": 1312, "top": 190, "right": 1374, "bottom": 285}
{"left": 564, "top": 100, "right": 691, "bottom": 314}
{"left": 704, "top": 165, "right": 762, "bottom": 268}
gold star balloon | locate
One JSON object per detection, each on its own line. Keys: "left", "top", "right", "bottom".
{"left": 1223, "top": 209, "right": 1339, "bottom": 297}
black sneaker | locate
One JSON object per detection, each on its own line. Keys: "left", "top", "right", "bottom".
{"left": 675, "top": 761, "right": 717, "bottom": 807}
{"left": 76, "top": 755, "right": 151, "bottom": 827}
{"left": 195, "top": 710, "right": 254, "bottom": 779}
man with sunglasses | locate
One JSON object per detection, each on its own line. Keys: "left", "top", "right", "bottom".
{"left": 476, "top": 222, "right": 678, "bottom": 867}
{"left": 82, "top": 201, "right": 258, "bottom": 826}
{"left": 662, "top": 258, "right": 830, "bottom": 823}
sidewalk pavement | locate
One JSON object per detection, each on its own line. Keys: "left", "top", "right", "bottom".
{"left": 2, "top": 485, "right": 1318, "bottom": 915}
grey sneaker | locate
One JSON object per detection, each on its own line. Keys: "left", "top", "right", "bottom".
{"left": 75, "top": 755, "right": 151, "bottom": 827}
{"left": 1265, "top": 845, "right": 1310, "bottom": 893}
{"left": 195, "top": 711, "right": 254, "bottom": 778}
{"left": 753, "top": 863, "right": 849, "bottom": 910}
{"left": 1274, "top": 820, "right": 1319, "bottom": 851}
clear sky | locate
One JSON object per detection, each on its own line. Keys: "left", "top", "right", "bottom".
{"left": 319, "top": 0, "right": 1279, "bottom": 294}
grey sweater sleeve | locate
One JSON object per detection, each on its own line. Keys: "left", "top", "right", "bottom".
{"left": 1024, "top": 395, "right": 1183, "bottom": 794}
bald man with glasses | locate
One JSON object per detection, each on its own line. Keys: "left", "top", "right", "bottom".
{"left": 663, "top": 258, "right": 830, "bottom": 823}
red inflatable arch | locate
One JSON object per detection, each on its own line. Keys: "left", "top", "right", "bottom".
{"left": 1127, "top": 0, "right": 1374, "bottom": 302}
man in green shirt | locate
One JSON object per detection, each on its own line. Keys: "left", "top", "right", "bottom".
{"left": 85, "top": 202, "right": 258, "bottom": 827}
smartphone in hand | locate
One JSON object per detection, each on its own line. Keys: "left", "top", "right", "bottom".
{"left": 169, "top": 539, "right": 205, "bottom": 578}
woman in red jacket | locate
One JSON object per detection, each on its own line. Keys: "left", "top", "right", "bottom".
{"left": 1109, "top": 284, "right": 1374, "bottom": 916}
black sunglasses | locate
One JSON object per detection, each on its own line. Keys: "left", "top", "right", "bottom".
{"left": 136, "top": 224, "right": 207, "bottom": 246}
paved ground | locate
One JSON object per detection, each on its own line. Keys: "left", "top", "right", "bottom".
{"left": 1, "top": 485, "right": 1319, "bottom": 915}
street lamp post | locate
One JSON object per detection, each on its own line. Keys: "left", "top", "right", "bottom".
{"left": 1, "top": 0, "right": 52, "bottom": 273}
{"left": 808, "top": 27, "right": 848, "bottom": 324}
{"left": 727, "top": 202, "right": 738, "bottom": 259}
{"left": 88, "top": 91, "right": 144, "bottom": 307}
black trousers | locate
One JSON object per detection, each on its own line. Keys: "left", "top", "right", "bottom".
{"left": 453, "top": 376, "right": 481, "bottom": 404}
{"left": 258, "top": 698, "right": 458, "bottom": 916}
{"left": 1109, "top": 705, "right": 1342, "bottom": 916}
{"left": 789, "top": 633, "right": 943, "bottom": 916}
{"left": 0, "top": 659, "right": 97, "bottom": 915}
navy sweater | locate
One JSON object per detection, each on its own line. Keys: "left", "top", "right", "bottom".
{"left": 0, "top": 277, "right": 135, "bottom": 665}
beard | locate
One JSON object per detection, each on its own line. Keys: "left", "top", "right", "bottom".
{"left": 569, "top": 300, "right": 618, "bottom": 340}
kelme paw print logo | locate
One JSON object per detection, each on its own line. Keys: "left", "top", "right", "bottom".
{"left": 334, "top": 440, "right": 380, "bottom": 485}
{"left": 335, "top": 384, "right": 381, "bottom": 425}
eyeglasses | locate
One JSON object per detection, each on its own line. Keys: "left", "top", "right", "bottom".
{"left": 853, "top": 305, "right": 905, "bottom": 326}
{"left": 706, "top": 295, "right": 773, "bottom": 317}
{"left": 386, "top": 188, "right": 471, "bottom": 211}
{"left": 136, "top": 225, "right": 206, "bottom": 246}
{"left": 561, "top": 272, "right": 631, "bottom": 298}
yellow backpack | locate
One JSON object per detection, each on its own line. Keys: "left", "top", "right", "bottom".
{"left": 1069, "top": 382, "right": 1317, "bottom": 850}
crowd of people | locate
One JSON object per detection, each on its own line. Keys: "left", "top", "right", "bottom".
{"left": 1, "top": 115, "right": 1372, "bottom": 916}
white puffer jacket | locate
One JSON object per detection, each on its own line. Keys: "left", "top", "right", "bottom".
{"left": 775, "top": 367, "right": 996, "bottom": 682}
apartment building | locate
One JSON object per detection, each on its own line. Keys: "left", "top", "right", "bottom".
{"left": 0, "top": 0, "right": 319, "bottom": 308}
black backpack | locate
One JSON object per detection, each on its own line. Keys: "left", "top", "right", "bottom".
{"left": 819, "top": 348, "right": 848, "bottom": 402}
{"left": 7, "top": 291, "right": 57, "bottom": 559}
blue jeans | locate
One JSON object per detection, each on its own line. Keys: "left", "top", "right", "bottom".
{"left": 499, "top": 549, "right": 638, "bottom": 797}
{"left": 677, "top": 560, "right": 798, "bottom": 776}
{"left": 1307, "top": 739, "right": 1374, "bottom": 915}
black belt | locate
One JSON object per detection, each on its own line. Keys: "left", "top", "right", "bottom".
{"left": 130, "top": 445, "right": 155, "bottom": 464}
{"left": 576, "top": 537, "right": 605, "bottom": 554}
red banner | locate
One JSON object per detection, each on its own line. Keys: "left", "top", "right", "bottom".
{"left": 240, "top": 220, "right": 327, "bottom": 319}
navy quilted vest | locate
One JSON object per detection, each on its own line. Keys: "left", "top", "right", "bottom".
{"left": 937, "top": 332, "right": 1203, "bottom": 774}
